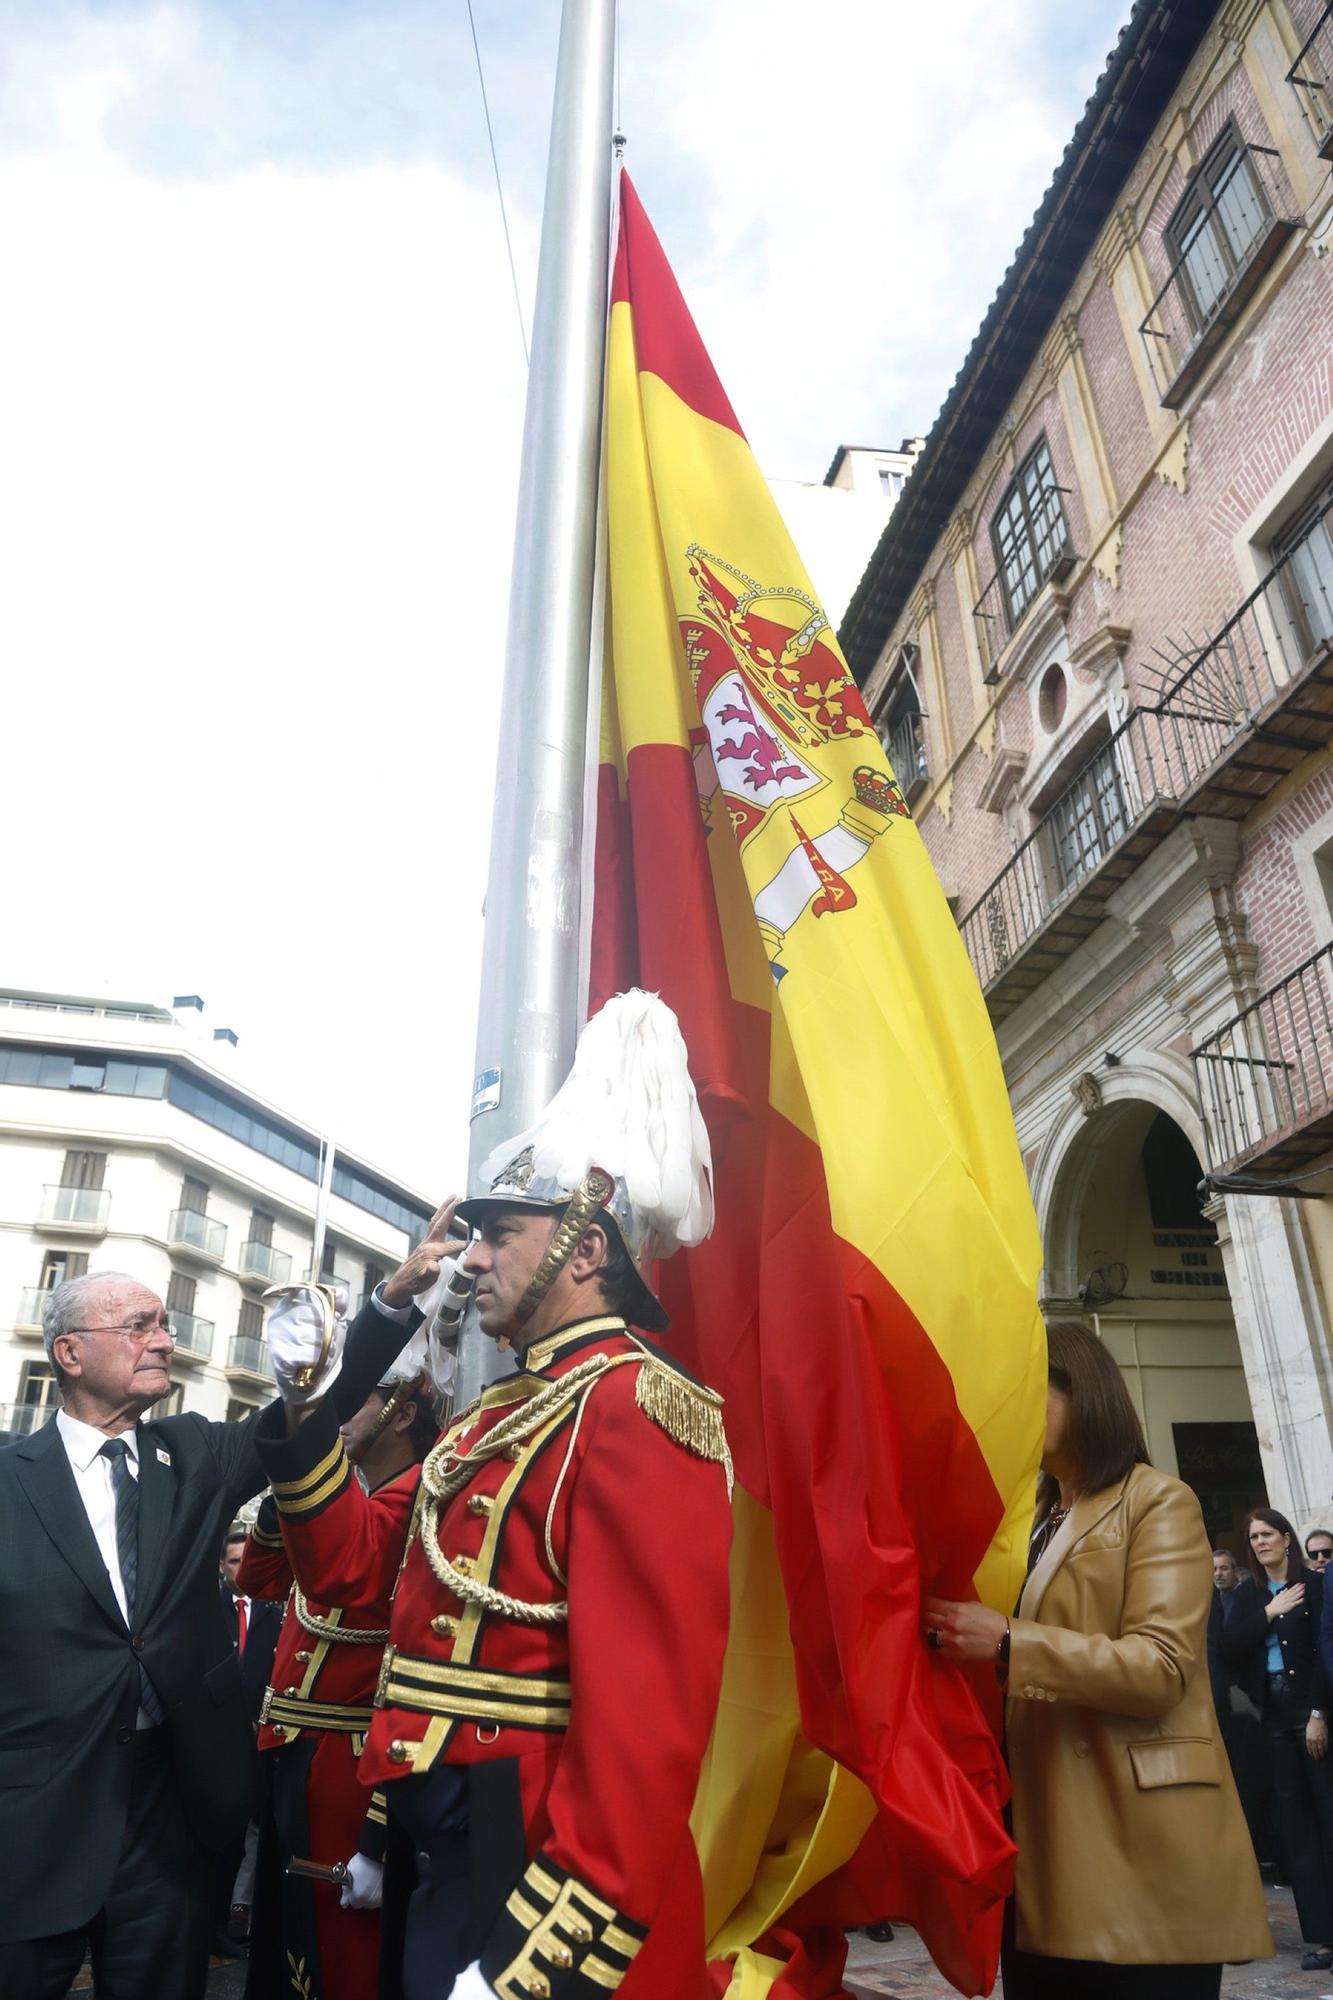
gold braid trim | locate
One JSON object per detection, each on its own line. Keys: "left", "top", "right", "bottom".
{"left": 635, "top": 1357, "right": 734, "bottom": 1496}
{"left": 293, "top": 1588, "right": 389, "bottom": 1646}
{"left": 511, "top": 1167, "right": 617, "bottom": 1330}
{"left": 416, "top": 1352, "right": 635, "bottom": 1625}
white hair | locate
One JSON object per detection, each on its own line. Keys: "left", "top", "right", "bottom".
{"left": 42, "top": 1271, "right": 148, "bottom": 1376}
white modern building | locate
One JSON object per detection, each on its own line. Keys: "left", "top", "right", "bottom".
{"left": 769, "top": 440, "right": 925, "bottom": 626}
{"left": 0, "top": 988, "right": 434, "bottom": 1433}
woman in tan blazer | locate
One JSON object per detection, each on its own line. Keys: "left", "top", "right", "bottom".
{"left": 927, "top": 1321, "right": 1270, "bottom": 1998}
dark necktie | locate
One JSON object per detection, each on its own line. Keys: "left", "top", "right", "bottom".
{"left": 100, "top": 1438, "right": 167, "bottom": 1726}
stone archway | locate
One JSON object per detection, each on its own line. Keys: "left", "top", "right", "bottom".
{"left": 1030, "top": 1059, "right": 1264, "bottom": 1543}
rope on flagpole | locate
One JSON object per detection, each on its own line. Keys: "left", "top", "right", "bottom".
{"left": 465, "top": 0, "right": 530, "bottom": 368}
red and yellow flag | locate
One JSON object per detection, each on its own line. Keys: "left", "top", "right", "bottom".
{"left": 592, "top": 175, "right": 1046, "bottom": 1997}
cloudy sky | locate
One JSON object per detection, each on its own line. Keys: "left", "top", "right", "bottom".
{"left": 0, "top": 0, "right": 1128, "bottom": 1198}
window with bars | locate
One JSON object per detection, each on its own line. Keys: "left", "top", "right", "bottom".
{"left": 990, "top": 439, "right": 1070, "bottom": 630}
{"left": 1167, "top": 123, "right": 1271, "bottom": 331}
{"left": 1273, "top": 473, "right": 1333, "bottom": 660}
{"left": 1048, "top": 744, "right": 1129, "bottom": 892}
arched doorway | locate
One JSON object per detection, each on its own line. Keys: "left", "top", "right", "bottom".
{"left": 1039, "top": 1093, "right": 1266, "bottom": 1553}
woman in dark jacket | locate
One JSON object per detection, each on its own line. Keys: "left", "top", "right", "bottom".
{"left": 1223, "top": 1507, "right": 1333, "bottom": 1971}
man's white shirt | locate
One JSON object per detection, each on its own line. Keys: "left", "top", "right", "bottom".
{"left": 55, "top": 1408, "right": 154, "bottom": 1727}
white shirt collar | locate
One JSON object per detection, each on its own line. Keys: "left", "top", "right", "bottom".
{"left": 56, "top": 1407, "right": 141, "bottom": 1473}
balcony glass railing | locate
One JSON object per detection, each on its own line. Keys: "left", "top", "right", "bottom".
{"left": 238, "top": 1239, "right": 293, "bottom": 1286}
{"left": 40, "top": 1184, "right": 110, "bottom": 1230}
{"left": 0, "top": 1403, "right": 51, "bottom": 1436}
{"left": 228, "top": 1332, "right": 274, "bottom": 1379}
{"left": 16, "top": 1287, "right": 50, "bottom": 1329}
{"left": 1193, "top": 941, "right": 1333, "bottom": 1176}
{"left": 168, "top": 1208, "right": 227, "bottom": 1259}
{"left": 169, "top": 1310, "right": 215, "bottom": 1359}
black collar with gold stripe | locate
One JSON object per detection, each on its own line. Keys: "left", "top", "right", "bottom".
{"left": 518, "top": 1316, "right": 629, "bottom": 1379}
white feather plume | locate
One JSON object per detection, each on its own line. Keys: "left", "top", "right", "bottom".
{"left": 481, "top": 990, "right": 713, "bottom": 1257}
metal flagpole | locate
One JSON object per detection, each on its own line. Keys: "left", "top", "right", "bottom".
{"left": 457, "top": 0, "right": 617, "bottom": 1406}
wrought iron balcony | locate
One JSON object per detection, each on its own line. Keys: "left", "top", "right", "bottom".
{"left": 169, "top": 1310, "right": 215, "bottom": 1362}
{"left": 958, "top": 708, "right": 1191, "bottom": 1019}
{"left": 1139, "top": 144, "right": 1298, "bottom": 409}
{"left": 1193, "top": 941, "right": 1333, "bottom": 1182}
{"left": 227, "top": 1332, "right": 275, "bottom": 1381}
{"left": 1287, "top": 4, "right": 1333, "bottom": 160}
{"left": 168, "top": 1207, "right": 227, "bottom": 1265}
{"left": 39, "top": 1184, "right": 110, "bottom": 1233}
{"left": 238, "top": 1239, "right": 293, "bottom": 1290}
{"left": 1156, "top": 490, "right": 1333, "bottom": 817}
{"left": 15, "top": 1287, "right": 48, "bottom": 1332}
{"left": 884, "top": 709, "right": 929, "bottom": 799}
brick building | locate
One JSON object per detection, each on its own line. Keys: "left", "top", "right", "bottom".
{"left": 840, "top": 0, "right": 1333, "bottom": 1538}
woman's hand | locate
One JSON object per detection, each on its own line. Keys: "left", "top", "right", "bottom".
{"left": 924, "top": 1597, "right": 1009, "bottom": 1662}
{"left": 1309, "top": 1716, "right": 1329, "bottom": 1762}
{"left": 1266, "top": 1582, "right": 1305, "bottom": 1621}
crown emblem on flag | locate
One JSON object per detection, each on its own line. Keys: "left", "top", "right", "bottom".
{"left": 852, "top": 765, "right": 911, "bottom": 819}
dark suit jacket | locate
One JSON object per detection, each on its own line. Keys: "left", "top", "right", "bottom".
{"left": 1221, "top": 1570, "right": 1332, "bottom": 1712}
{"left": 220, "top": 1581, "right": 284, "bottom": 1724}
{"left": 0, "top": 1296, "right": 413, "bottom": 1941}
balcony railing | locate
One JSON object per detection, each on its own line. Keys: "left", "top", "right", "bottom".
{"left": 168, "top": 1208, "right": 227, "bottom": 1262}
{"left": 238, "top": 1239, "right": 293, "bottom": 1288}
{"left": 884, "top": 709, "right": 929, "bottom": 798}
{"left": 227, "top": 1332, "right": 275, "bottom": 1380}
{"left": 1139, "top": 144, "right": 1298, "bottom": 409}
{"left": 958, "top": 708, "right": 1192, "bottom": 1010}
{"left": 15, "top": 1287, "right": 49, "bottom": 1331}
{"left": 959, "top": 496, "right": 1333, "bottom": 1014}
{"left": 0, "top": 1403, "right": 51, "bottom": 1437}
{"left": 39, "top": 1184, "right": 110, "bottom": 1232}
{"left": 1286, "top": 4, "right": 1333, "bottom": 160}
{"left": 1154, "top": 491, "right": 1333, "bottom": 811}
{"left": 169, "top": 1310, "right": 215, "bottom": 1361}
{"left": 1193, "top": 941, "right": 1333, "bottom": 1180}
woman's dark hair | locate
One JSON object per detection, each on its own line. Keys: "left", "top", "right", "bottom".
{"left": 1038, "top": 1320, "right": 1150, "bottom": 1517}
{"left": 1244, "top": 1506, "right": 1305, "bottom": 1587}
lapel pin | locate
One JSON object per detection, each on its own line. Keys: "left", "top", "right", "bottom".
{"left": 156, "top": 1447, "right": 172, "bottom": 1467}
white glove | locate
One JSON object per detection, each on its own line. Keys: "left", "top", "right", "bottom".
{"left": 339, "top": 1852, "right": 383, "bottom": 1910}
{"left": 448, "top": 1966, "right": 492, "bottom": 2000}
{"left": 265, "top": 1286, "right": 347, "bottom": 1407}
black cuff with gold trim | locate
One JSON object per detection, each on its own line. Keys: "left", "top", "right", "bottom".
{"left": 480, "top": 1855, "right": 646, "bottom": 1999}
{"left": 255, "top": 1396, "right": 352, "bottom": 1521}
{"left": 249, "top": 1494, "right": 284, "bottom": 1550}
{"left": 358, "top": 1789, "right": 389, "bottom": 1863}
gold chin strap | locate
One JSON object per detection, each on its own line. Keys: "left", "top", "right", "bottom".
{"left": 509, "top": 1167, "right": 617, "bottom": 1335}
{"left": 262, "top": 1282, "right": 340, "bottom": 1392}
{"left": 363, "top": 1376, "right": 412, "bottom": 1446}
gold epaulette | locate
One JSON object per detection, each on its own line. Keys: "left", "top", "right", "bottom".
{"left": 634, "top": 1355, "right": 734, "bottom": 1495}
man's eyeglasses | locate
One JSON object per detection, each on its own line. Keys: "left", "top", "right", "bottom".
{"left": 64, "top": 1314, "right": 177, "bottom": 1345}
{"left": 1309, "top": 1547, "right": 1333, "bottom": 1565}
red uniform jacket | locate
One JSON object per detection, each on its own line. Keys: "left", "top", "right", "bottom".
{"left": 257, "top": 1315, "right": 733, "bottom": 1999}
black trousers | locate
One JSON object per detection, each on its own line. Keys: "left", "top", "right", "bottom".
{"left": 383, "top": 1767, "right": 470, "bottom": 2000}
{"left": 0, "top": 1730, "right": 212, "bottom": 2000}
{"left": 1000, "top": 1948, "right": 1221, "bottom": 1998}
{"left": 1264, "top": 1675, "right": 1333, "bottom": 1943}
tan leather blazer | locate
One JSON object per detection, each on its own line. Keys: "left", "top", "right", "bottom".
{"left": 1007, "top": 1462, "right": 1271, "bottom": 1965}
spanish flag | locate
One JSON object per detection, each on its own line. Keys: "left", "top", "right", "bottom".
{"left": 592, "top": 175, "right": 1046, "bottom": 1997}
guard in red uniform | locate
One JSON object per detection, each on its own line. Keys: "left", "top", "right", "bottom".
{"left": 239, "top": 1349, "right": 437, "bottom": 2000}
{"left": 255, "top": 992, "right": 733, "bottom": 2000}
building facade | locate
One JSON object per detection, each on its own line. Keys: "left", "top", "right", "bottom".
{"left": 0, "top": 989, "right": 433, "bottom": 1432}
{"left": 840, "top": 0, "right": 1333, "bottom": 1543}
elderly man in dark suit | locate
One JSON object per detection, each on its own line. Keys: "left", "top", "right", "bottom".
{"left": 0, "top": 1267, "right": 407, "bottom": 2000}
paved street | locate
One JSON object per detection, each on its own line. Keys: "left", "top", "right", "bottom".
{"left": 845, "top": 1887, "right": 1325, "bottom": 1998}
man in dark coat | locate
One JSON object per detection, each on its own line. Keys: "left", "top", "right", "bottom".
{"left": 0, "top": 1268, "right": 405, "bottom": 2000}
